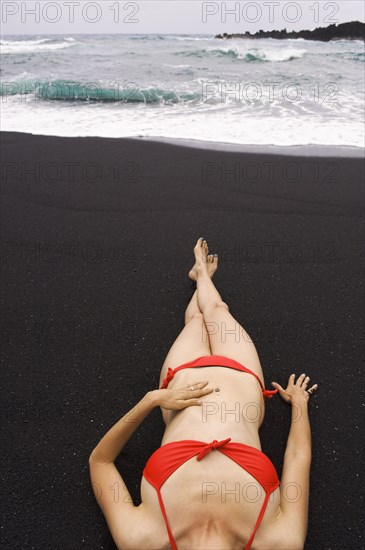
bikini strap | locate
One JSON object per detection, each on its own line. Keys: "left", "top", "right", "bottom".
{"left": 161, "top": 367, "right": 175, "bottom": 389}
{"left": 247, "top": 371, "right": 278, "bottom": 399}
{"left": 244, "top": 490, "right": 271, "bottom": 550}
{"left": 161, "top": 363, "right": 278, "bottom": 399}
{"left": 156, "top": 488, "right": 178, "bottom": 550}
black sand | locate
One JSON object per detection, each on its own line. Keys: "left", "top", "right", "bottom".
{"left": 1, "top": 131, "right": 364, "bottom": 549}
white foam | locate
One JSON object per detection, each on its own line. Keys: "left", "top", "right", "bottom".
{"left": 1, "top": 95, "right": 363, "bottom": 148}
{"left": 170, "top": 35, "right": 212, "bottom": 41}
{"left": 254, "top": 47, "right": 307, "bottom": 62}
{"left": 1, "top": 39, "right": 76, "bottom": 53}
{"left": 1, "top": 38, "right": 48, "bottom": 46}
{"left": 209, "top": 41, "right": 307, "bottom": 62}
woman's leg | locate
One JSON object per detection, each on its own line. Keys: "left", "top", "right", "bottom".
{"left": 193, "top": 238, "right": 265, "bottom": 382}
{"left": 158, "top": 254, "right": 218, "bottom": 388}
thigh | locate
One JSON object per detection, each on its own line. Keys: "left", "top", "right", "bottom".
{"left": 203, "top": 302, "right": 265, "bottom": 382}
{"left": 159, "top": 313, "right": 211, "bottom": 387}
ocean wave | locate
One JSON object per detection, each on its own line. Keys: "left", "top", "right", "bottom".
{"left": 353, "top": 52, "right": 365, "bottom": 61}
{"left": 254, "top": 47, "right": 307, "bottom": 62}
{"left": 1, "top": 38, "right": 49, "bottom": 46}
{"left": 0, "top": 37, "right": 77, "bottom": 53}
{"left": 127, "top": 34, "right": 211, "bottom": 41}
{"left": 320, "top": 50, "right": 365, "bottom": 62}
{"left": 340, "top": 51, "right": 365, "bottom": 62}
{"left": 175, "top": 48, "right": 236, "bottom": 59}
{"left": 175, "top": 46, "right": 307, "bottom": 62}
{"left": 0, "top": 79, "right": 201, "bottom": 103}
{"left": 1, "top": 34, "right": 362, "bottom": 147}
{"left": 128, "top": 34, "right": 166, "bottom": 41}
{"left": 169, "top": 35, "right": 212, "bottom": 41}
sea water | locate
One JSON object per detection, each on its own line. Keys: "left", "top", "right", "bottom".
{"left": 1, "top": 33, "right": 364, "bottom": 147}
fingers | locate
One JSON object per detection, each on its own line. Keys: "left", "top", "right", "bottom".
{"left": 186, "top": 384, "right": 213, "bottom": 398}
{"left": 277, "top": 374, "right": 316, "bottom": 391}
{"left": 185, "top": 380, "right": 209, "bottom": 391}
{"left": 286, "top": 372, "right": 311, "bottom": 389}
{"left": 290, "top": 373, "right": 318, "bottom": 395}
{"left": 181, "top": 380, "right": 213, "bottom": 403}
{"left": 271, "top": 381, "right": 284, "bottom": 392}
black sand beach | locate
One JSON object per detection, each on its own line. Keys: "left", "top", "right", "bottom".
{"left": 1, "top": 131, "right": 364, "bottom": 549}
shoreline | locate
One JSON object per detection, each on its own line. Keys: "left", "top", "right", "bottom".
{"left": 131, "top": 136, "right": 365, "bottom": 158}
{"left": 1, "top": 130, "right": 364, "bottom": 158}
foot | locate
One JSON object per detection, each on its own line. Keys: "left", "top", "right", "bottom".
{"left": 189, "top": 238, "right": 218, "bottom": 281}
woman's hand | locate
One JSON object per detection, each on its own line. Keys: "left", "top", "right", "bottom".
{"left": 155, "top": 380, "right": 214, "bottom": 410}
{"left": 271, "top": 373, "right": 318, "bottom": 404}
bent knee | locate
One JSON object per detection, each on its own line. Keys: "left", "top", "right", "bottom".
{"left": 185, "top": 311, "right": 204, "bottom": 324}
{"left": 206, "top": 300, "right": 229, "bottom": 313}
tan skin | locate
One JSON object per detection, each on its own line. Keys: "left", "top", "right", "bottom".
{"left": 89, "top": 238, "right": 318, "bottom": 550}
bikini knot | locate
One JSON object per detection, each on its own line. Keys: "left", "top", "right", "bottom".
{"left": 263, "top": 389, "right": 278, "bottom": 399}
{"left": 161, "top": 367, "right": 175, "bottom": 389}
{"left": 196, "top": 437, "right": 232, "bottom": 461}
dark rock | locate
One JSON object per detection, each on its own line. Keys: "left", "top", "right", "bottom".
{"left": 215, "top": 21, "right": 365, "bottom": 42}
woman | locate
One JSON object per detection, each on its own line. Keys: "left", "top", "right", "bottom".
{"left": 89, "top": 237, "right": 318, "bottom": 550}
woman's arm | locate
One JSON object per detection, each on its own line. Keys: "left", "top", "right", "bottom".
{"left": 279, "top": 374, "right": 312, "bottom": 459}
{"left": 89, "top": 391, "right": 158, "bottom": 464}
{"left": 88, "top": 392, "right": 160, "bottom": 549}
{"left": 89, "top": 380, "right": 213, "bottom": 464}
{"left": 88, "top": 380, "right": 213, "bottom": 549}
{"left": 270, "top": 373, "right": 318, "bottom": 549}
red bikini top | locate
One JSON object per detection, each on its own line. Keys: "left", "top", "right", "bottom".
{"left": 143, "top": 438, "right": 280, "bottom": 550}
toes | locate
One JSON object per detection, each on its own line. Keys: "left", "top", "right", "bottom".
{"left": 205, "top": 254, "right": 218, "bottom": 271}
{"left": 195, "top": 237, "right": 207, "bottom": 253}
